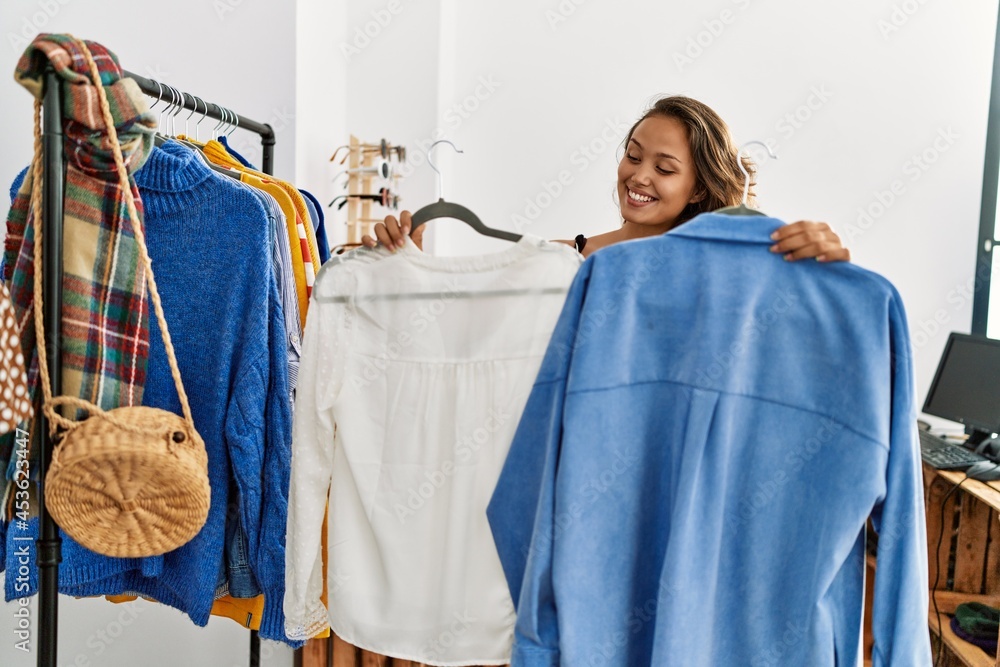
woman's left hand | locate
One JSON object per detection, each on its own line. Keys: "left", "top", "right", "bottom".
{"left": 769, "top": 220, "right": 851, "bottom": 263}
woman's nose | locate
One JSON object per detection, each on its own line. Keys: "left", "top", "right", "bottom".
{"left": 630, "top": 166, "right": 652, "bottom": 185}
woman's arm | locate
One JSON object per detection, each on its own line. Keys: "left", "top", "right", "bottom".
{"left": 363, "top": 215, "right": 851, "bottom": 263}
{"left": 769, "top": 220, "right": 850, "bottom": 263}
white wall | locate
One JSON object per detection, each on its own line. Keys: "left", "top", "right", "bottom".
{"left": 342, "top": 0, "right": 999, "bottom": 407}
{"left": 1, "top": 1, "right": 999, "bottom": 665}
{"left": 0, "top": 2, "right": 299, "bottom": 665}
{"left": 296, "top": 0, "right": 346, "bottom": 238}
{"left": 333, "top": 0, "right": 447, "bottom": 249}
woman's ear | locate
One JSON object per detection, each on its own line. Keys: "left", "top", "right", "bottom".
{"left": 689, "top": 186, "right": 707, "bottom": 204}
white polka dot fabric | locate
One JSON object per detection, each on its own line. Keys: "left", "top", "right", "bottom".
{"left": 0, "top": 283, "right": 31, "bottom": 434}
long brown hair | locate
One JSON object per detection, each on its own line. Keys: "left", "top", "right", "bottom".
{"left": 623, "top": 96, "right": 756, "bottom": 225}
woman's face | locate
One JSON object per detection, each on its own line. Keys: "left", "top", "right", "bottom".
{"left": 617, "top": 115, "right": 703, "bottom": 230}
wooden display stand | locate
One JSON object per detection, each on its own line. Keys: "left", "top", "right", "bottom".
{"left": 341, "top": 135, "right": 403, "bottom": 246}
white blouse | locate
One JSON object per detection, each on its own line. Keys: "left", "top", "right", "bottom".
{"left": 284, "top": 235, "right": 582, "bottom": 665}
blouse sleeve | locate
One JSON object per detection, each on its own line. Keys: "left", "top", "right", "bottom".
{"left": 283, "top": 286, "right": 348, "bottom": 641}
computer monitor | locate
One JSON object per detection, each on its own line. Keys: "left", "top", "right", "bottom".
{"left": 923, "top": 332, "right": 1000, "bottom": 446}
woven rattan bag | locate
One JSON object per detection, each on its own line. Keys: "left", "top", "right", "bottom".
{"left": 33, "top": 38, "right": 209, "bottom": 558}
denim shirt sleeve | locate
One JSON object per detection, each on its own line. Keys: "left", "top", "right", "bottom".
{"left": 870, "top": 289, "right": 932, "bottom": 666}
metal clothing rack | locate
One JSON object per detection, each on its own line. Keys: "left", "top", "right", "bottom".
{"left": 36, "top": 67, "right": 276, "bottom": 667}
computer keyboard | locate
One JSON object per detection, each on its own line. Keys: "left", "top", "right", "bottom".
{"left": 919, "top": 429, "right": 989, "bottom": 470}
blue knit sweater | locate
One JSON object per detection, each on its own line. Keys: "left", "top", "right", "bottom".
{"left": 6, "top": 142, "right": 294, "bottom": 643}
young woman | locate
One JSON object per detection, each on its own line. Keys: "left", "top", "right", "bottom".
{"left": 362, "top": 95, "right": 850, "bottom": 263}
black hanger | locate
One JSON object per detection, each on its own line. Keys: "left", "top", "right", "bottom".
{"left": 715, "top": 140, "right": 776, "bottom": 217}
{"left": 409, "top": 140, "right": 521, "bottom": 243}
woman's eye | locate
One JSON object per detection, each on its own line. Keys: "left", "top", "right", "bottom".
{"left": 626, "top": 153, "right": 640, "bottom": 162}
{"left": 657, "top": 168, "right": 675, "bottom": 175}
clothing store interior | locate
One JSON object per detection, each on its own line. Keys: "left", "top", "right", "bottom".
{"left": 0, "top": 1, "right": 999, "bottom": 666}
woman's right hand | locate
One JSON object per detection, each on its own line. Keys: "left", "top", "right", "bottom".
{"left": 361, "top": 210, "right": 424, "bottom": 251}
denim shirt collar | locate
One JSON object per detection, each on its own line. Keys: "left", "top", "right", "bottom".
{"left": 667, "top": 211, "right": 785, "bottom": 246}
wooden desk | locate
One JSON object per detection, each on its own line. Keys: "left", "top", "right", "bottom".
{"left": 913, "top": 464, "right": 1000, "bottom": 666}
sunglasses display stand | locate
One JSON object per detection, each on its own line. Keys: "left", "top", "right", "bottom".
{"left": 331, "top": 136, "right": 406, "bottom": 246}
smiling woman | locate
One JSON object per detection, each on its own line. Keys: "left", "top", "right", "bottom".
{"left": 363, "top": 95, "right": 851, "bottom": 263}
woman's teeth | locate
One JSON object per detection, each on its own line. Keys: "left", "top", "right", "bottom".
{"left": 629, "top": 190, "right": 655, "bottom": 203}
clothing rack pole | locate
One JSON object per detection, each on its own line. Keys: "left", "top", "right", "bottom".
{"left": 37, "top": 66, "right": 65, "bottom": 667}
{"left": 122, "top": 71, "right": 276, "bottom": 175}
{"left": 34, "top": 68, "right": 278, "bottom": 667}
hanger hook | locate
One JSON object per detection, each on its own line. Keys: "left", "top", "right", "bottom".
{"left": 185, "top": 95, "right": 199, "bottom": 137}
{"left": 227, "top": 109, "right": 239, "bottom": 137}
{"left": 427, "top": 139, "right": 463, "bottom": 201}
{"left": 211, "top": 104, "right": 225, "bottom": 138}
{"left": 172, "top": 87, "right": 183, "bottom": 136}
{"left": 149, "top": 80, "right": 163, "bottom": 110}
{"left": 157, "top": 83, "right": 170, "bottom": 134}
{"left": 164, "top": 85, "right": 177, "bottom": 135}
{"left": 193, "top": 97, "right": 206, "bottom": 141}
{"left": 149, "top": 81, "right": 164, "bottom": 134}
{"left": 171, "top": 88, "right": 185, "bottom": 136}
{"left": 736, "top": 140, "right": 777, "bottom": 206}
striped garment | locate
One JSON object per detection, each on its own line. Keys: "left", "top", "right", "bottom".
{"left": 3, "top": 34, "right": 156, "bottom": 424}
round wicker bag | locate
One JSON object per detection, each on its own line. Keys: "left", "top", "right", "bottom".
{"left": 45, "top": 406, "right": 210, "bottom": 557}
{"left": 33, "top": 37, "right": 210, "bottom": 558}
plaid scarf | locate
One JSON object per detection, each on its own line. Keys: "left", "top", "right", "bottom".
{"left": 3, "top": 34, "right": 155, "bottom": 425}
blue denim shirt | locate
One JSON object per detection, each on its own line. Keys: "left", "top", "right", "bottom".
{"left": 487, "top": 213, "right": 931, "bottom": 667}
